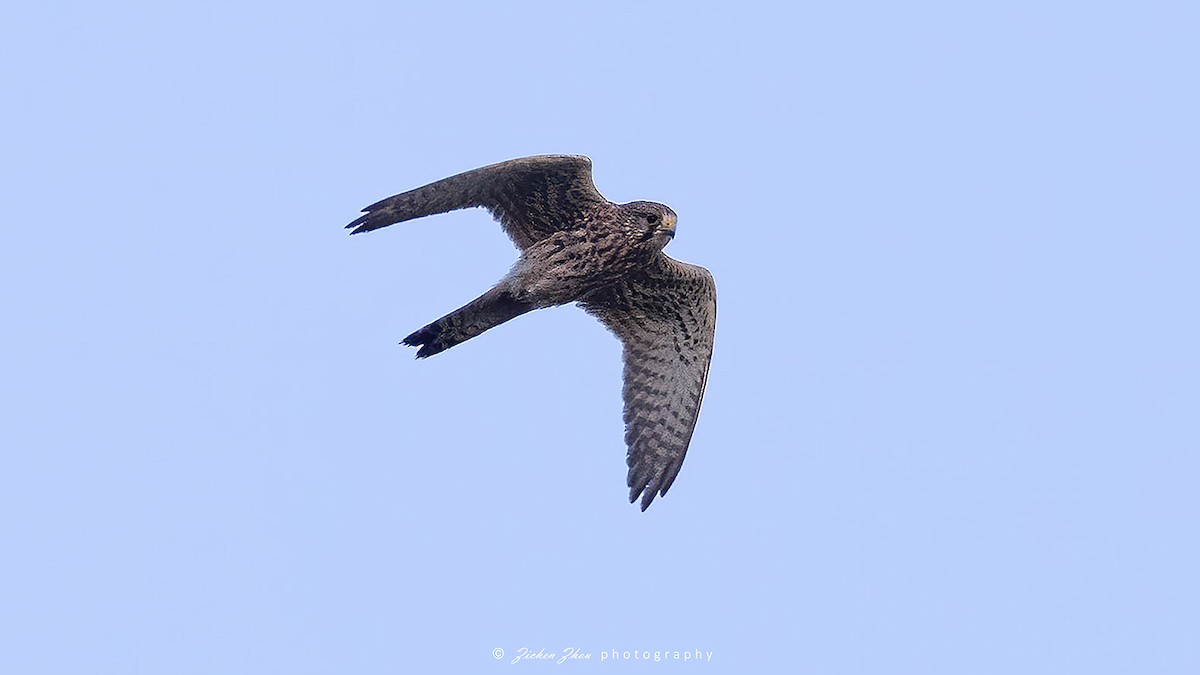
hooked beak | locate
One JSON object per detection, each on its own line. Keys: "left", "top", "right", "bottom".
{"left": 661, "top": 214, "right": 677, "bottom": 238}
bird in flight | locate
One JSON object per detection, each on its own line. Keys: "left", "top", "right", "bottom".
{"left": 347, "top": 155, "right": 716, "bottom": 510}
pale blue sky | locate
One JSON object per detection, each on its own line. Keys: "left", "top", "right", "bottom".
{"left": 3, "top": 1, "right": 1198, "bottom": 672}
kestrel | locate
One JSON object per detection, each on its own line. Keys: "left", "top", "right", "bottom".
{"left": 347, "top": 155, "right": 716, "bottom": 510}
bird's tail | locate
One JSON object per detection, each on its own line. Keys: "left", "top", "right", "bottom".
{"left": 402, "top": 286, "right": 536, "bottom": 358}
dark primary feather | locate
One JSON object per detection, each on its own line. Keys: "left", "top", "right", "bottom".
{"left": 346, "top": 154, "right": 607, "bottom": 250}
{"left": 581, "top": 255, "right": 717, "bottom": 511}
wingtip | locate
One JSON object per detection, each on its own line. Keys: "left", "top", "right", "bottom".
{"left": 400, "top": 337, "right": 428, "bottom": 358}
{"left": 345, "top": 213, "right": 369, "bottom": 233}
{"left": 402, "top": 337, "right": 445, "bottom": 359}
{"left": 629, "top": 484, "right": 660, "bottom": 511}
{"left": 639, "top": 490, "right": 658, "bottom": 511}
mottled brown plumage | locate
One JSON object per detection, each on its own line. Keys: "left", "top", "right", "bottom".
{"left": 347, "top": 155, "right": 716, "bottom": 510}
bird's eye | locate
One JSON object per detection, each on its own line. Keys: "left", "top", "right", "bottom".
{"left": 645, "top": 213, "right": 660, "bottom": 225}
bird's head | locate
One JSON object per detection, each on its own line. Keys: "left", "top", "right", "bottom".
{"left": 620, "top": 201, "right": 678, "bottom": 251}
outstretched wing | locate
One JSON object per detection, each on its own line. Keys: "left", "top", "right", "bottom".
{"left": 346, "top": 154, "right": 608, "bottom": 250}
{"left": 580, "top": 255, "right": 717, "bottom": 510}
